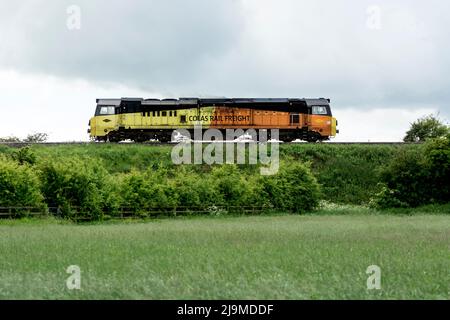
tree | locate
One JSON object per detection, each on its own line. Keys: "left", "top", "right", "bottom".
{"left": 0, "top": 136, "right": 21, "bottom": 143}
{"left": 23, "top": 132, "right": 49, "bottom": 143}
{"left": 404, "top": 114, "right": 449, "bottom": 142}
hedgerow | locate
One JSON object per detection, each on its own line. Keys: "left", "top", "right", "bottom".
{"left": 0, "top": 142, "right": 448, "bottom": 219}
{"left": 0, "top": 156, "right": 44, "bottom": 209}
{"left": 371, "top": 134, "right": 450, "bottom": 208}
{"left": 38, "top": 157, "right": 120, "bottom": 220}
{"left": 261, "top": 161, "right": 321, "bottom": 213}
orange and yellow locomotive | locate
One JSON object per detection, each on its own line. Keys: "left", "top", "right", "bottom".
{"left": 89, "top": 97, "right": 338, "bottom": 142}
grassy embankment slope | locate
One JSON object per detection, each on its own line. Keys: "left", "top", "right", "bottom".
{"left": 0, "top": 143, "right": 417, "bottom": 205}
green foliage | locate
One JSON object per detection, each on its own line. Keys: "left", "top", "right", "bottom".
{"left": 171, "top": 166, "right": 222, "bottom": 208}
{"left": 262, "top": 161, "right": 321, "bottom": 213}
{"left": 372, "top": 134, "right": 450, "bottom": 208}
{"left": 39, "top": 158, "right": 118, "bottom": 220}
{"left": 0, "top": 156, "right": 44, "bottom": 208}
{"left": 369, "top": 185, "right": 409, "bottom": 209}
{"left": 425, "top": 133, "right": 450, "bottom": 203}
{"left": 2, "top": 142, "right": 448, "bottom": 217}
{"left": 211, "top": 165, "right": 272, "bottom": 209}
{"left": 3, "top": 143, "right": 405, "bottom": 206}
{"left": 11, "top": 147, "right": 37, "bottom": 165}
{"left": 120, "top": 169, "right": 177, "bottom": 216}
{"left": 282, "top": 144, "right": 398, "bottom": 204}
{"left": 403, "top": 114, "right": 449, "bottom": 142}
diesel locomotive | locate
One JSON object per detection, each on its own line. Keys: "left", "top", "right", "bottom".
{"left": 88, "top": 97, "right": 338, "bottom": 142}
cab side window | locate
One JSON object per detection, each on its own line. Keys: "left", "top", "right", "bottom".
{"left": 99, "top": 106, "right": 115, "bottom": 115}
{"left": 312, "top": 106, "right": 327, "bottom": 115}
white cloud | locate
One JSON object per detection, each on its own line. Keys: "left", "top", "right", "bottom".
{"left": 0, "top": 70, "right": 157, "bottom": 141}
{"left": 332, "top": 107, "right": 439, "bottom": 142}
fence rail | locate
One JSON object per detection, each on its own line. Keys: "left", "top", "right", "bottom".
{"left": 0, "top": 205, "right": 270, "bottom": 221}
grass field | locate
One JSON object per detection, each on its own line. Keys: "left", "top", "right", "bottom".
{"left": 1, "top": 212, "right": 448, "bottom": 299}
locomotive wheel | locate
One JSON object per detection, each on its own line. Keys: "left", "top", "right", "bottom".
{"left": 158, "top": 135, "right": 171, "bottom": 143}
{"left": 107, "top": 134, "right": 120, "bottom": 143}
{"left": 281, "top": 137, "right": 295, "bottom": 143}
{"left": 306, "top": 132, "right": 321, "bottom": 143}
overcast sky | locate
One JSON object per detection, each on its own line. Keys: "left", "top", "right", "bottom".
{"left": 0, "top": 0, "right": 449, "bottom": 141}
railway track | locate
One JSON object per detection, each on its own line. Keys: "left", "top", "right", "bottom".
{"left": 0, "top": 141, "right": 412, "bottom": 147}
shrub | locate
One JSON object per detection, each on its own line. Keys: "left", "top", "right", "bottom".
{"left": 171, "top": 166, "right": 222, "bottom": 209}
{"left": 39, "top": 158, "right": 118, "bottom": 220}
{"left": 11, "top": 147, "right": 37, "bottom": 165}
{"left": 209, "top": 165, "right": 271, "bottom": 211}
{"left": 262, "top": 161, "right": 321, "bottom": 213}
{"left": 371, "top": 134, "right": 450, "bottom": 208}
{"left": 0, "top": 156, "right": 44, "bottom": 209}
{"left": 210, "top": 165, "right": 247, "bottom": 206}
{"left": 119, "top": 169, "right": 177, "bottom": 216}
{"left": 425, "top": 134, "right": 450, "bottom": 203}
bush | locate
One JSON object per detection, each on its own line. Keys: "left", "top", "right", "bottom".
{"left": 0, "top": 156, "right": 44, "bottom": 208}
{"left": 262, "top": 161, "right": 321, "bottom": 213}
{"left": 119, "top": 169, "right": 177, "bottom": 216}
{"left": 210, "top": 165, "right": 271, "bottom": 210}
{"left": 11, "top": 147, "right": 37, "bottom": 165}
{"left": 171, "top": 166, "right": 222, "bottom": 209}
{"left": 371, "top": 134, "right": 450, "bottom": 208}
{"left": 39, "top": 158, "right": 118, "bottom": 220}
{"left": 210, "top": 165, "right": 247, "bottom": 207}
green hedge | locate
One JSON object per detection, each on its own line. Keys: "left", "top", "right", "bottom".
{"left": 0, "top": 152, "right": 322, "bottom": 219}
{"left": 38, "top": 157, "right": 120, "bottom": 219}
{"left": 118, "top": 163, "right": 320, "bottom": 216}
{"left": 371, "top": 135, "right": 450, "bottom": 208}
{"left": 0, "top": 142, "right": 448, "bottom": 219}
{"left": 0, "top": 156, "right": 44, "bottom": 208}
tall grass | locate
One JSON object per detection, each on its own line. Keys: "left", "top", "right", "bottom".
{"left": 1, "top": 214, "right": 448, "bottom": 299}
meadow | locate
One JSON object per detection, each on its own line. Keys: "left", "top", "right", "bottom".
{"left": 0, "top": 211, "right": 448, "bottom": 299}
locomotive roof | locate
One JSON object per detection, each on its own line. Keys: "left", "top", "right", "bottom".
{"left": 97, "top": 97, "right": 330, "bottom": 107}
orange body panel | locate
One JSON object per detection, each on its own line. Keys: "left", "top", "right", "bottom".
{"left": 310, "top": 115, "right": 332, "bottom": 136}
{"left": 209, "top": 108, "right": 332, "bottom": 134}
{"left": 210, "top": 107, "right": 297, "bottom": 129}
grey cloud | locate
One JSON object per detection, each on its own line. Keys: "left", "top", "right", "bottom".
{"left": 0, "top": 0, "right": 449, "bottom": 115}
{"left": 0, "top": 0, "right": 244, "bottom": 90}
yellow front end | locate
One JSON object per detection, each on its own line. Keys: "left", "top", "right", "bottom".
{"left": 89, "top": 114, "right": 120, "bottom": 140}
{"left": 331, "top": 117, "right": 338, "bottom": 137}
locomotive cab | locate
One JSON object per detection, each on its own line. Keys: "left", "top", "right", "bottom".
{"left": 89, "top": 99, "right": 121, "bottom": 141}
